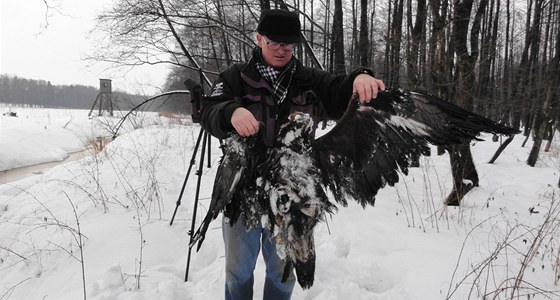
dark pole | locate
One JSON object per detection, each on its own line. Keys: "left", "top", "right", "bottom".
{"left": 185, "top": 131, "right": 209, "bottom": 281}
{"left": 207, "top": 133, "right": 212, "bottom": 168}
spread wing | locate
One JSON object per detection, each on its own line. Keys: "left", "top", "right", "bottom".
{"left": 313, "top": 89, "right": 519, "bottom": 207}
{"left": 190, "top": 134, "right": 260, "bottom": 250}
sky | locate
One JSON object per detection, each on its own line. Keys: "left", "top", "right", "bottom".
{"left": 0, "top": 105, "right": 559, "bottom": 299}
{"left": 0, "top": 0, "right": 169, "bottom": 95}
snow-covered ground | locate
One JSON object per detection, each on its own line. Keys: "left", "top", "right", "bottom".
{"left": 1, "top": 105, "right": 559, "bottom": 300}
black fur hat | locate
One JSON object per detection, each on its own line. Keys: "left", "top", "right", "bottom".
{"left": 257, "top": 9, "right": 301, "bottom": 43}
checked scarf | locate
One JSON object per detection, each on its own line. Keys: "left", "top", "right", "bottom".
{"left": 255, "top": 53, "right": 296, "bottom": 104}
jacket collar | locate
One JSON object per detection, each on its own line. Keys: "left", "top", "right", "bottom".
{"left": 239, "top": 48, "right": 269, "bottom": 89}
{"left": 240, "top": 47, "right": 313, "bottom": 89}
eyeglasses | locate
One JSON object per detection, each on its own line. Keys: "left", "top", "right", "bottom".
{"left": 262, "top": 36, "right": 296, "bottom": 52}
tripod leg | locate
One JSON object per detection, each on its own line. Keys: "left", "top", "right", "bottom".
{"left": 169, "top": 127, "right": 205, "bottom": 226}
{"left": 185, "top": 131, "right": 209, "bottom": 282}
{"left": 206, "top": 131, "right": 212, "bottom": 168}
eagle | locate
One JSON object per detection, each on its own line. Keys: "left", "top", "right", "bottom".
{"left": 190, "top": 89, "right": 518, "bottom": 289}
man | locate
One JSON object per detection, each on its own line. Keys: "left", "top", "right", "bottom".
{"left": 200, "top": 9, "right": 384, "bottom": 300}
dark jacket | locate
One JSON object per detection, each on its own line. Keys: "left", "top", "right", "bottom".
{"left": 200, "top": 48, "right": 373, "bottom": 146}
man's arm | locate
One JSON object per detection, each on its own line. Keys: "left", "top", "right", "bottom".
{"left": 310, "top": 67, "right": 385, "bottom": 120}
{"left": 230, "top": 107, "right": 260, "bottom": 137}
{"left": 352, "top": 73, "right": 385, "bottom": 103}
{"left": 200, "top": 73, "right": 243, "bottom": 139}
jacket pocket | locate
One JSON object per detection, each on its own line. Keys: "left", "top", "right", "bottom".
{"left": 242, "top": 94, "right": 263, "bottom": 121}
{"left": 290, "top": 90, "right": 317, "bottom": 109}
{"left": 290, "top": 90, "right": 318, "bottom": 118}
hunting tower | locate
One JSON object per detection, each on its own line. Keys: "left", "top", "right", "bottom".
{"left": 88, "top": 79, "right": 114, "bottom": 117}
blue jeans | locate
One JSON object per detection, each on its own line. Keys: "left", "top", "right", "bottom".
{"left": 223, "top": 216, "right": 295, "bottom": 300}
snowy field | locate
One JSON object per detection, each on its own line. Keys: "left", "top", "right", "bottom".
{"left": 1, "top": 105, "right": 559, "bottom": 300}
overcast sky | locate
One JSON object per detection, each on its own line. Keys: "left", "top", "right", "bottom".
{"left": 1, "top": 0, "right": 169, "bottom": 95}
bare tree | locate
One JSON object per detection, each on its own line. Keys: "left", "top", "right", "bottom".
{"left": 385, "top": 0, "right": 404, "bottom": 87}
{"left": 406, "top": 0, "right": 427, "bottom": 89}
{"left": 332, "top": 0, "right": 346, "bottom": 74}
{"left": 427, "top": 0, "right": 451, "bottom": 98}
{"left": 526, "top": 0, "right": 559, "bottom": 166}
{"left": 358, "top": 0, "right": 370, "bottom": 67}
{"left": 445, "top": 0, "right": 489, "bottom": 206}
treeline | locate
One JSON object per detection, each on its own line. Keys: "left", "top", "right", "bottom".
{"left": 0, "top": 75, "right": 99, "bottom": 109}
{"left": 0, "top": 74, "right": 150, "bottom": 110}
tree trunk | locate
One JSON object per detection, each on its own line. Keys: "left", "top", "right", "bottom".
{"left": 351, "top": 0, "right": 359, "bottom": 68}
{"left": 358, "top": 0, "right": 369, "bottom": 67}
{"left": 427, "top": 0, "right": 450, "bottom": 157}
{"left": 501, "top": 0, "right": 514, "bottom": 129}
{"left": 387, "top": 0, "right": 404, "bottom": 86}
{"left": 324, "top": 0, "right": 331, "bottom": 71}
{"left": 215, "top": 0, "right": 232, "bottom": 66}
{"left": 477, "top": 0, "right": 499, "bottom": 117}
{"left": 511, "top": 0, "right": 541, "bottom": 131}
{"left": 406, "top": 0, "right": 427, "bottom": 89}
{"left": 527, "top": 84, "right": 552, "bottom": 166}
{"left": 445, "top": 0, "right": 489, "bottom": 206}
{"left": 446, "top": 143, "right": 479, "bottom": 206}
{"left": 427, "top": 0, "right": 450, "bottom": 98}
{"left": 369, "top": 1, "right": 377, "bottom": 67}
{"left": 332, "top": 0, "right": 346, "bottom": 75}
{"left": 526, "top": 0, "right": 552, "bottom": 167}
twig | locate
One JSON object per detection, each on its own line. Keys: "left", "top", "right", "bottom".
{"left": 63, "top": 191, "right": 87, "bottom": 300}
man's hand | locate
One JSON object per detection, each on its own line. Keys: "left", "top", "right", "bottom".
{"left": 352, "top": 74, "right": 386, "bottom": 104}
{"left": 231, "top": 107, "right": 260, "bottom": 137}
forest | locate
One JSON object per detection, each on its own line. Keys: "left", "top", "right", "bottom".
{"left": 0, "top": 75, "right": 154, "bottom": 111}
{"left": 0, "top": 75, "right": 101, "bottom": 109}
{"left": 87, "top": 0, "right": 559, "bottom": 204}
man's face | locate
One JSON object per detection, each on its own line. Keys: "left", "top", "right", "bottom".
{"left": 257, "top": 34, "right": 294, "bottom": 68}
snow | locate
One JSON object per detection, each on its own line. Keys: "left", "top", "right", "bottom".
{"left": 0, "top": 108, "right": 101, "bottom": 171}
{"left": 1, "top": 105, "right": 560, "bottom": 299}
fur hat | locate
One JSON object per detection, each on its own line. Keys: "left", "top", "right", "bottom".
{"left": 257, "top": 9, "right": 301, "bottom": 43}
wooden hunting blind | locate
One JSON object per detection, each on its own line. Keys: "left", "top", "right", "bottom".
{"left": 88, "top": 79, "right": 114, "bottom": 117}
{"left": 100, "top": 79, "right": 112, "bottom": 94}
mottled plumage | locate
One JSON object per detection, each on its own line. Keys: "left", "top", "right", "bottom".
{"left": 190, "top": 89, "right": 518, "bottom": 289}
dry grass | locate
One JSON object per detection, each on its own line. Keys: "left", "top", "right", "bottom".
{"left": 86, "top": 136, "right": 114, "bottom": 154}
{"left": 158, "top": 111, "right": 185, "bottom": 125}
